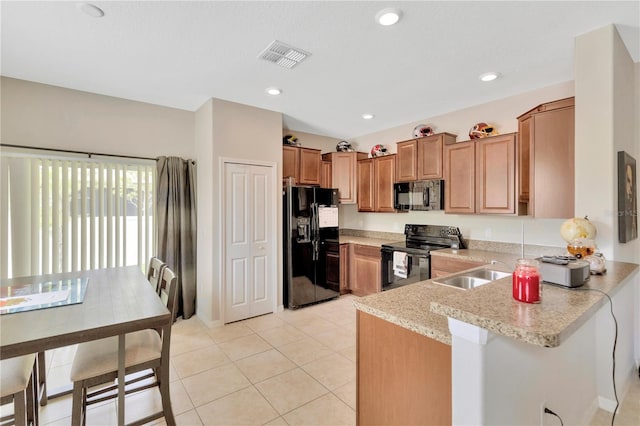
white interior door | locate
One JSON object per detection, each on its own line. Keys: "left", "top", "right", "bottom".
{"left": 224, "top": 162, "right": 274, "bottom": 323}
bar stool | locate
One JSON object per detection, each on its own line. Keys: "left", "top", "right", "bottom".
{"left": 0, "top": 354, "right": 38, "bottom": 426}
{"left": 146, "top": 257, "right": 167, "bottom": 294}
{"left": 69, "top": 267, "right": 178, "bottom": 426}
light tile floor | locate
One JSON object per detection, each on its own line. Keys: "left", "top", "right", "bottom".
{"left": 38, "top": 295, "right": 359, "bottom": 426}
{"left": 34, "top": 293, "right": 640, "bottom": 425}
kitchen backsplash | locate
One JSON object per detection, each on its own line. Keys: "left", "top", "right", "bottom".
{"left": 341, "top": 228, "right": 565, "bottom": 257}
{"left": 468, "top": 240, "right": 565, "bottom": 258}
{"left": 340, "top": 228, "right": 403, "bottom": 241}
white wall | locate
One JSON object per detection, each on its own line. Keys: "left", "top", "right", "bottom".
{"left": 194, "top": 99, "right": 215, "bottom": 324}
{"left": 338, "top": 81, "right": 575, "bottom": 248}
{"left": 575, "top": 25, "right": 639, "bottom": 264}
{"left": 283, "top": 129, "right": 343, "bottom": 154}
{"left": 448, "top": 30, "right": 640, "bottom": 423}
{"left": 195, "top": 98, "right": 283, "bottom": 325}
{"left": 0, "top": 77, "right": 195, "bottom": 159}
{"left": 450, "top": 270, "right": 638, "bottom": 426}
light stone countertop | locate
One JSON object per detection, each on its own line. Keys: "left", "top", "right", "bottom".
{"left": 353, "top": 281, "right": 460, "bottom": 345}
{"left": 354, "top": 252, "right": 639, "bottom": 348}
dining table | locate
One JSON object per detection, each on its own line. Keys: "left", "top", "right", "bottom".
{"left": 0, "top": 266, "right": 174, "bottom": 426}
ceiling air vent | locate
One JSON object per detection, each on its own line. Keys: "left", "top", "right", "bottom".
{"left": 258, "top": 40, "right": 310, "bottom": 69}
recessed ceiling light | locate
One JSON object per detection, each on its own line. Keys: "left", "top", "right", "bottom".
{"left": 77, "top": 2, "right": 105, "bottom": 18}
{"left": 266, "top": 87, "right": 282, "bottom": 95}
{"left": 479, "top": 72, "right": 501, "bottom": 82}
{"left": 362, "top": 114, "right": 375, "bottom": 120}
{"left": 376, "top": 8, "right": 402, "bottom": 26}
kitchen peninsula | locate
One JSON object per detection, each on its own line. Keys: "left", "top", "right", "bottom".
{"left": 354, "top": 249, "right": 639, "bottom": 425}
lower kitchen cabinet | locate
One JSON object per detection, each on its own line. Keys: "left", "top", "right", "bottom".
{"left": 430, "top": 255, "right": 486, "bottom": 278}
{"left": 349, "top": 244, "right": 381, "bottom": 296}
{"left": 357, "top": 311, "right": 451, "bottom": 425}
{"left": 339, "top": 243, "right": 349, "bottom": 294}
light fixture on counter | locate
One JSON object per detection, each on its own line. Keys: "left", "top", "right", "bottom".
{"left": 266, "top": 87, "right": 282, "bottom": 95}
{"left": 479, "top": 72, "right": 501, "bottom": 82}
{"left": 376, "top": 8, "right": 402, "bottom": 26}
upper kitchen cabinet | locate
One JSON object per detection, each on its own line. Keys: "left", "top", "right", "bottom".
{"left": 322, "top": 152, "right": 368, "bottom": 204}
{"left": 444, "top": 140, "right": 475, "bottom": 213}
{"left": 444, "top": 133, "right": 517, "bottom": 215}
{"left": 320, "top": 160, "right": 332, "bottom": 188}
{"left": 476, "top": 134, "right": 517, "bottom": 214}
{"left": 517, "top": 97, "right": 575, "bottom": 218}
{"left": 357, "top": 154, "right": 396, "bottom": 212}
{"left": 396, "top": 133, "right": 457, "bottom": 182}
{"left": 282, "top": 146, "right": 321, "bottom": 185}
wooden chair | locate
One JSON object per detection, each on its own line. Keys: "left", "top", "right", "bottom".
{"left": 69, "top": 267, "right": 178, "bottom": 426}
{"left": 146, "top": 257, "right": 166, "bottom": 294}
{"left": 36, "top": 258, "right": 167, "bottom": 408}
{"left": 0, "top": 354, "right": 38, "bottom": 426}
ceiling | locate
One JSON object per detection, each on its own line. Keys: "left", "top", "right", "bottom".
{"left": 2, "top": 1, "right": 639, "bottom": 140}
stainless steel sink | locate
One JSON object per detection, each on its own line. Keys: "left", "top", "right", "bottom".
{"left": 465, "top": 269, "right": 511, "bottom": 281}
{"left": 437, "top": 275, "right": 491, "bottom": 289}
{"left": 433, "top": 267, "right": 511, "bottom": 290}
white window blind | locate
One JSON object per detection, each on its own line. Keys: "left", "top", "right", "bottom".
{"left": 0, "top": 152, "right": 155, "bottom": 279}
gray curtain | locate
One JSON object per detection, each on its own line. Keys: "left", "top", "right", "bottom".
{"left": 156, "top": 156, "right": 197, "bottom": 319}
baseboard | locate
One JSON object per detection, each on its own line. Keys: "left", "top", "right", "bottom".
{"left": 598, "top": 365, "right": 636, "bottom": 413}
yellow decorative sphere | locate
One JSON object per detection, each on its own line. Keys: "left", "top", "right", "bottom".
{"left": 560, "top": 216, "right": 597, "bottom": 243}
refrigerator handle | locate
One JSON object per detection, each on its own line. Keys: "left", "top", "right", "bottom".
{"left": 312, "top": 203, "right": 319, "bottom": 261}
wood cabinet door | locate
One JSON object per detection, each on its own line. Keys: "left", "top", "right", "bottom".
{"left": 357, "top": 159, "right": 375, "bottom": 212}
{"left": 350, "top": 245, "right": 381, "bottom": 297}
{"left": 282, "top": 146, "right": 299, "bottom": 183}
{"left": 375, "top": 155, "right": 396, "bottom": 212}
{"left": 444, "top": 141, "right": 475, "bottom": 213}
{"left": 518, "top": 117, "right": 531, "bottom": 203}
{"left": 332, "top": 152, "right": 357, "bottom": 204}
{"left": 476, "top": 134, "right": 515, "bottom": 214}
{"left": 396, "top": 140, "right": 418, "bottom": 182}
{"left": 417, "top": 135, "right": 443, "bottom": 179}
{"left": 357, "top": 311, "right": 452, "bottom": 426}
{"left": 320, "top": 160, "right": 332, "bottom": 188}
{"left": 531, "top": 106, "right": 575, "bottom": 218}
{"left": 298, "top": 148, "right": 321, "bottom": 185}
{"left": 339, "top": 243, "right": 349, "bottom": 294}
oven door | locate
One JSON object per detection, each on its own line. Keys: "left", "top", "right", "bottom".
{"left": 381, "top": 247, "right": 430, "bottom": 291}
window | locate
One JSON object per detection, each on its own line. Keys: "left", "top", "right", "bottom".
{"left": 0, "top": 149, "right": 155, "bottom": 279}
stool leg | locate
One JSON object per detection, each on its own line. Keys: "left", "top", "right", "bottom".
{"left": 37, "top": 352, "right": 47, "bottom": 407}
{"left": 14, "top": 389, "right": 27, "bottom": 426}
{"left": 30, "top": 360, "right": 39, "bottom": 426}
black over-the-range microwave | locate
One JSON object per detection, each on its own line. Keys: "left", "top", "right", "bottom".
{"left": 394, "top": 180, "right": 444, "bottom": 211}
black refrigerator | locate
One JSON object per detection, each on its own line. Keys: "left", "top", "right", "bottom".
{"left": 283, "top": 184, "right": 340, "bottom": 309}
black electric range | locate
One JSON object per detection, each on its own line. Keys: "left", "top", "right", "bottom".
{"left": 381, "top": 224, "right": 466, "bottom": 290}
